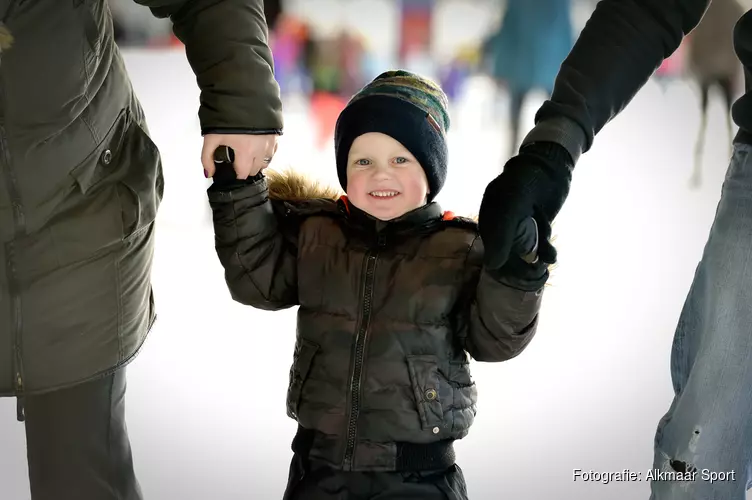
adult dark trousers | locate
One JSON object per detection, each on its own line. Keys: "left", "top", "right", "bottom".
{"left": 23, "top": 367, "right": 143, "bottom": 500}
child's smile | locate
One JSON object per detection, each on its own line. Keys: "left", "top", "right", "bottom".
{"left": 346, "top": 133, "right": 429, "bottom": 221}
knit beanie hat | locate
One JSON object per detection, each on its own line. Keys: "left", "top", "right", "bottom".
{"left": 334, "top": 70, "right": 450, "bottom": 202}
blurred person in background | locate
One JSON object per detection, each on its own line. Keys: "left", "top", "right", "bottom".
{"left": 308, "top": 30, "right": 368, "bottom": 150}
{"left": 478, "top": 0, "right": 752, "bottom": 498}
{"left": 653, "top": 40, "right": 687, "bottom": 91}
{"left": 686, "top": 0, "right": 744, "bottom": 187}
{"left": 481, "top": 0, "right": 574, "bottom": 160}
{"left": 0, "top": 1, "right": 281, "bottom": 499}
{"left": 270, "top": 14, "right": 314, "bottom": 96}
{"left": 439, "top": 45, "right": 479, "bottom": 104}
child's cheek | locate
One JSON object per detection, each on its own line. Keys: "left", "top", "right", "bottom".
{"left": 346, "top": 174, "right": 368, "bottom": 206}
{"left": 347, "top": 173, "right": 360, "bottom": 194}
{"left": 406, "top": 176, "right": 429, "bottom": 206}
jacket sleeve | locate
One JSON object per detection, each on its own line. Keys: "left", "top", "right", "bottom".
{"left": 207, "top": 175, "right": 298, "bottom": 310}
{"left": 134, "top": 0, "right": 283, "bottom": 135}
{"left": 463, "top": 236, "right": 543, "bottom": 362}
{"left": 521, "top": 0, "right": 710, "bottom": 163}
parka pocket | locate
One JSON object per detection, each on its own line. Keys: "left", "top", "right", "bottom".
{"left": 406, "top": 355, "right": 446, "bottom": 431}
{"left": 69, "top": 108, "right": 164, "bottom": 241}
{"left": 114, "top": 119, "right": 164, "bottom": 239}
{"left": 286, "top": 339, "right": 319, "bottom": 420}
{"left": 69, "top": 108, "right": 129, "bottom": 195}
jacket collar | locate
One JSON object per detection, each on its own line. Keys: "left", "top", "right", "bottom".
{"left": 337, "top": 195, "right": 443, "bottom": 243}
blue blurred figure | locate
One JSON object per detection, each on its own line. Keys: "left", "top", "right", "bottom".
{"left": 482, "top": 0, "right": 574, "bottom": 159}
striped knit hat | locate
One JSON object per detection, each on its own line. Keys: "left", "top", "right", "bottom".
{"left": 334, "top": 70, "right": 450, "bottom": 202}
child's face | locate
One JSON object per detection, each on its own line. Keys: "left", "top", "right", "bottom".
{"left": 346, "top": 133, "right": 429, "bottom": 221}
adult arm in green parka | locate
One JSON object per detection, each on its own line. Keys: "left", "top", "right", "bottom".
{"left": 207, "top": 175, "right": 543, "bottom": 363}
{"left": 137, "top": 0, "right": 283, "bottom": 135}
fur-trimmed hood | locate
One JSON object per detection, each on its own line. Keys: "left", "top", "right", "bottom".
{"left": 264, "top": 168, "right": 345, "bottom": 203}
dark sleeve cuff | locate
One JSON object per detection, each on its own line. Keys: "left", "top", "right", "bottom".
{"left": 202, "top": 128, "right": 283, "bottom": 136}
{"left": 519, "top": 116, "right": 587, "bottom": 165}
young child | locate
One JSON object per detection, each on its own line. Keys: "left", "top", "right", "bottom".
{"left": 207, "top": 70, "right": 548, "bottom": 499}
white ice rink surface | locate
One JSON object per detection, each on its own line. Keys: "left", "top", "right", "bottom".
{"left": 1, "top": 48, "right": 750, "bottom": 499}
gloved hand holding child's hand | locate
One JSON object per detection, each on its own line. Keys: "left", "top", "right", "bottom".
{"left": 478, "top": 142, "right": 573, "bottom": 270}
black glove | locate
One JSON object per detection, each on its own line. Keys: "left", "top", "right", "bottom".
{"left": 479, "top": 141, "right": 574, "bottom": 271}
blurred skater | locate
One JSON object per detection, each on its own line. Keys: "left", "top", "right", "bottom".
{"left": 482, "top": 0, "right": 574, "bottom": 160}
{"left": 686, "top": 0, "right": 744, "bottom": 187}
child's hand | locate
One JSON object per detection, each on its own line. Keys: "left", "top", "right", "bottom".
{"left": 483, "top": 215, "right": 547, "bottom": 288}
{"left": 512, "top": 218, "right": 539, "bottom": 264}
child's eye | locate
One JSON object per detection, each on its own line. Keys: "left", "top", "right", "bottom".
{"left": 354, "top": 158, "right": 371, "bottom": 166}
{"left": 393, "top": 156, "right": 409, "bottom": 164}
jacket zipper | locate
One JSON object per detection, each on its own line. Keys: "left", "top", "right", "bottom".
{"left": 342, "top": 233, "right": 385, "bottom": 470}
{"left": 0, "top": 4, "right": 27, "bottom": 421}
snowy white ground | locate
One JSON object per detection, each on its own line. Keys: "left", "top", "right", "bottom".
{"left": 1, "top": 48, "right": 749, "bottom": 500}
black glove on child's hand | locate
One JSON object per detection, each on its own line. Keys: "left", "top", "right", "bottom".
{"left": 479, "top": 141, "right": 574, "bottom": 272}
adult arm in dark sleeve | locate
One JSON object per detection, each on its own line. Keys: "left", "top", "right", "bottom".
{"left": 521, "top": 0, "right": 711, "bottom": 163}
{"left": 134, "top": 0, "right": 283, "bottom": 135}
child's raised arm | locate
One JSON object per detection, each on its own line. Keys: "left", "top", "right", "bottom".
{"left": 461, "top": 235, "right": 546, "bottom": 362}
{"left": 208, "top": 171, "right": 299, "bottom": 310}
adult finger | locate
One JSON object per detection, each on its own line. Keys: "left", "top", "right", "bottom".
{"left": 232, "top": 146, "right": 256, "bottom": 179}
{"left": 201, "top": 135, "right": 223, "bottom": 178}
{"left": 254, "top": 138, "right": 278, "bottom": 173}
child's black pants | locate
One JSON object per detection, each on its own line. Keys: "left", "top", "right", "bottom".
{"left": 283, "top": 426, "right": 469, "bottom": 499}
{"left": 283, "top": 454, "right": 468, "bottom": 500}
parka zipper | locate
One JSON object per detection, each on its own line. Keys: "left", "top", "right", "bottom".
{"left": 0, "top": 3, "right": 28, "bottom": 421}
{"left": 342, "top": 233, "right": 385, "bottom": 470}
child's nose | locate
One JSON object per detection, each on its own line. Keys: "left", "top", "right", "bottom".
{"left": 372, "top": 164, "right": 391, "bottom": 179}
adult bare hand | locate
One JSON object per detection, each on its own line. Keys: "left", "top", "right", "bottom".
{"left": 201, "top": 133, "right": 279, "bottom": 179}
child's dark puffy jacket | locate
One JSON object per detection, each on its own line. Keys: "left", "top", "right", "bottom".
{"left": 208, "top": 170, "right": 545, "bottom": 472}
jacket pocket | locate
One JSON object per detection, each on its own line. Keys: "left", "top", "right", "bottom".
{"left": 44, "top": 109, "right": 132, "bottom": 271}
{"left": 115, "top": 119, "right": 164, "bottom": 239}
{"left": 286, "top": 339, "right": 319, "bottom": 420}
{"left": 69, "top": 108, "right": 163, "bottom": 240}
{"left": 406, "top": 355, "right": 445, "bottom": 430}
{"left": 69, "top": 107, "right": 129, "bottom": 195}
